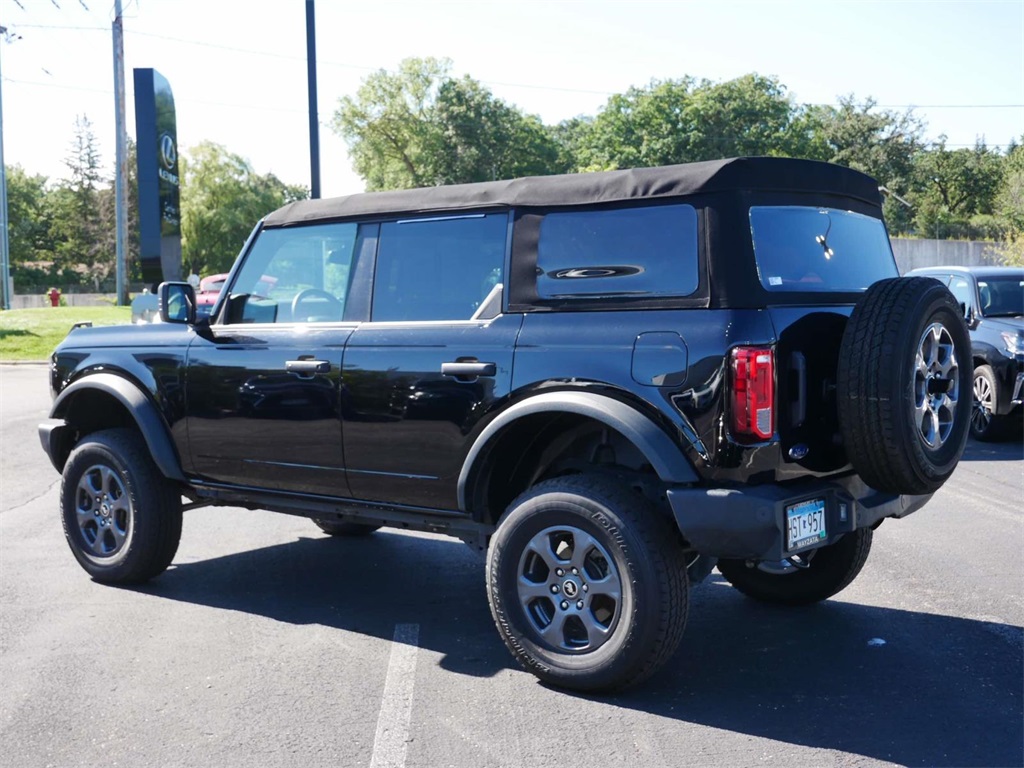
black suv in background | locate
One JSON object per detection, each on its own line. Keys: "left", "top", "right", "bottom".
{"left": 909, "top": 266, "right": 1024, "bottom": 440}
{"left": 39, "top": 158, "right": 973, "bottom": 691}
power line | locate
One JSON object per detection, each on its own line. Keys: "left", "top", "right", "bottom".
{"left": 11, "top": 22, "right": 1023, "bottom": 111}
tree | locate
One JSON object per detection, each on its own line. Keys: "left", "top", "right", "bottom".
{"left": 48, "top": 115, "right": 111, "bottom": 287}
{"left": 431, "top": 76, "right": 565, "bottom": 184}
{"left": 911, "top": 138, "right": 1006, "bottom": 240}
{"left": 332, "top": 57, "right": 565, "bottom": 190}
{"left": 995, "top": 140, "right": 1024, "bottom": 265}
{"left": 576, "top": 74, "right": 808, "bottom": 171}
{"left": 801, "top": 97, "right": 924, "bottom": 232}
{"left": 180, "top": 141, "right": 307, "bottom": 276}
{"left": 4, "top": 165, "right": 55, "bottom": 288}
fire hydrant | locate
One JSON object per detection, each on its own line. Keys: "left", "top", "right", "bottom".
{"left": 48, "top": 287, "right": 61, "bottom": 307}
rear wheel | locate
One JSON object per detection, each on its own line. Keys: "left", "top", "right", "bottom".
{"left": 717, "top": 528, "right": 873, "bottom": 605}
{"left": 487, "top": 475, "right": 689, "bottom": 692}
{"left": 60, "top": 429, "right": 182, "bottom": 584}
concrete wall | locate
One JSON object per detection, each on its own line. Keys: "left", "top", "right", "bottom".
{"left": 10, "top": 293, "right": 119, "bottom": 309}
{"left": 891, "top": 239, "right": 1004, "bottom": 274}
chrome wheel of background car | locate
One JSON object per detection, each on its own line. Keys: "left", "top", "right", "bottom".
{"left": 516, "top": 525, "right": 621, "bottom": 653}
{"left": 913, "top": 322, "right": 960, "bottom": 450}
{"left": 972, "top": 372, "right": 994, "bottom": 434}
{"left": 75, "top": 463, "right": 132, "bottom": 557}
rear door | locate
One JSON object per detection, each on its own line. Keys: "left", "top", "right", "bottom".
{"left": 342, "top": 212, "right": 519, "bottom": 510}
{"left": 185, "top": 221, "right": 376, "bottom": 497}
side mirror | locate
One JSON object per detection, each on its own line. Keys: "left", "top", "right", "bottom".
{"left": 159, "top": 281, "right": 196, "bottom": 324}
{"left": 964, "top": 304, "right": 977, "bottom": 327}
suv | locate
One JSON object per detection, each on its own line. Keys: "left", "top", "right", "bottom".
{"left": 908, "top": 266, "right": 1023, "bottom": 441}
{"left": 39, "top": 157, "right": 972, "bottom": 692}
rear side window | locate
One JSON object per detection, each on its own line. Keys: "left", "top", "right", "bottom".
{"left": 536, "top": 203, "right": 699, "bottom": 299}
{"left": 372, "top": 213, "right": 507, "bottom": 322}
{"left": 750, "top": 207, "right": 897, "bottom": 292}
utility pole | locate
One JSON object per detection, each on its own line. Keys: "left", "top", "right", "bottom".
{"left": 306, "top": 0, "right": 320, "bottom": 199}
{"left": 0, "top": 26, "right": 11, "bottom": 310}
{"left": 112, "top": 0, "right": 129, "bottom": 305}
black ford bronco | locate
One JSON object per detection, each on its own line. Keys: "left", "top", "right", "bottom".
{"left": 39, "top": 157, "right": 972, "bottom": 691}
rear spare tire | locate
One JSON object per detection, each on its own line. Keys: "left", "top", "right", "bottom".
{"left": 838, "top": 277, "right": 971, "bottom": 495}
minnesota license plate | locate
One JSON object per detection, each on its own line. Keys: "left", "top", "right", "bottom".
{"left": 786, "top": 498, "right": 826, "bottom": 552}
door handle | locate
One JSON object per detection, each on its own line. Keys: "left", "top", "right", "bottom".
{"left": 441, "top": 360, "right": 496, "bottom": 379}
{"left": 286, "top": 359, "right": 331, "bottom": 375}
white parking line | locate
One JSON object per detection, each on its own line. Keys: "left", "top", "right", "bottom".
{"left": 369, "top": 623, "right": 420, "bottom": 768}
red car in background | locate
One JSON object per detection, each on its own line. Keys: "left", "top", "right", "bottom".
{"left": 196, "top": 273, "right": 230, "bottom": 318}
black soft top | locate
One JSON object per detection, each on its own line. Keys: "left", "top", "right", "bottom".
{"left": 264, "top": 157, "right": 881, "bottom": 227}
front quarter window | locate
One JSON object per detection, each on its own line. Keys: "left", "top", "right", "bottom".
{"left": 224, "top": 222, "right": 361, "bottom": 324}
{"left": 750, "top": 207, "right": 898, "bottom": 292}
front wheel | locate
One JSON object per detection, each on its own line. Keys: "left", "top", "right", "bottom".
{"left": 486, "top": 475, "right": 689, "bottom": 692}
{"left": 60, "top": 429, "right": 182, "bottom": 584}
{"left": 717, "top": 528, "right": 873, "bottom": 606}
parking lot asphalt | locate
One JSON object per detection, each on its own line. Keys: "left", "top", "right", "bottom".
{"left": 2, "top": 364, "right": 1021, "bottom": 768}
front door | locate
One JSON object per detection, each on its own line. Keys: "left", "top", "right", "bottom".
{"left": 185, "top": 221, "right": 375, "bottom": 497}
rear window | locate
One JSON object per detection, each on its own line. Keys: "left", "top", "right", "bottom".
{"left": 536, "top": 203, "right": 699, "bottom": 299}
{"left": 750, "top": 207, "right": 897, "bottom": 292}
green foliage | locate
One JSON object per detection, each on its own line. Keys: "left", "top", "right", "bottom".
{"left": 332, "top": 57, "right": 566, "bottom": 189}
{"left": 5, "top": 166, "right": 54, "bottom": 284}
{"left": 573, "top": 74, "right": 810, "bottom": 171}
{"left": 995, "top": 141, "right": 1024, "bottom": 265}
{"left": 801, "top": 97, "right": 924, "bottom": 233}
{"left": 180, "top": 141, "right": 308, "bottom": 276}
{"left": 910, "top": 138, "right": 1006, "bottom": 239}
{"left": 48, "top": 115, "right": 111, "bottom": 286}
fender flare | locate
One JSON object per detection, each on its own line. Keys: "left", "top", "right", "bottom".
{"left": 47, "top": 373, "right": 185, "bottom": 481}
{"left": 457, "top": 391, "right": 698, "bottom": 511}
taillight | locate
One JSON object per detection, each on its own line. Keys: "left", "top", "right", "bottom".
{"left": 731, "top": 346, "right": 775, "bottom": 441}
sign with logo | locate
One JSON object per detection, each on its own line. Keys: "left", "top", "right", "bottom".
{"left": 134, "top": 68, "right": 181, "bottom": 286}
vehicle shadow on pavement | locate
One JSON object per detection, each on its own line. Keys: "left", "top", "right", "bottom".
{"left": 137, "top": 532, "right": 1023, "bottom": 768}
{"left": 960, "top": 435, "right": 1024, "bottom": 462}
{"left": 602, "top": 576, "right": 1024, "bottom": 768}
{"left": 138, "top": 530, "right": 515, "bottom": 680}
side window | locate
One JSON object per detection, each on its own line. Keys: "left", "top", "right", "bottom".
{"left": 372, "top": 214, "right": 507, "bottom": 322}
{"left": 948, "top": 276, "right": 973, "bottom": 313}
{"left": 225, "top": 222, "right": 361, "bottom": 324}
{"left": 536, "top": 203, "right": 699, "bottom": 300}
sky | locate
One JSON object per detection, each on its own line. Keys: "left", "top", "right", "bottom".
{"left": 2, "top": 0, "right": 1023, "bottom": 198}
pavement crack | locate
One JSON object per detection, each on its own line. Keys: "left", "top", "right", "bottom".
{"left": 0, "top": 477, "right": 60, "bottom": 515}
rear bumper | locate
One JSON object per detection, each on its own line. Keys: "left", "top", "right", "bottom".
{"left": 668, "top": 475, "right": 932, "bottom": 561}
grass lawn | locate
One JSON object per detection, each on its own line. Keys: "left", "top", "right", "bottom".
{"left": 0, "top": 306, "right": 133, "bottom": 361}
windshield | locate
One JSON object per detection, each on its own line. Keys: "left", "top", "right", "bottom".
{"left": 750, "top": 207, "right": 898, "bottom": 292}
{"left": 978, "top": 276, "right": 1024, "bottom": 317}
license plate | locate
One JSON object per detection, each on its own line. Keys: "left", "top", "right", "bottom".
{"left": 786, "top": 498, "right": 827, "bottom": 552}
